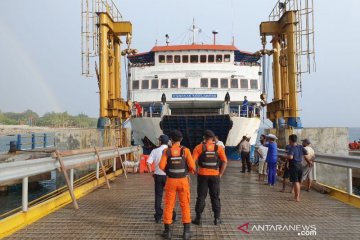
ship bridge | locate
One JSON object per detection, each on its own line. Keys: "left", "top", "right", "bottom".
{"left": 1, "top": 146, "right": 360, "bottom": 239}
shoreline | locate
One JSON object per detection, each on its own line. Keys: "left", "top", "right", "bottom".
{"left": 0, "top": 125, "right": 95, "bottom": 136}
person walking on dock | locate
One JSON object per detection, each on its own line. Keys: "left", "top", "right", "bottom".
{"left": 265, "top": 134, "right": 278, "bottom": 186}
{"left": 239, "top": 136, "right": 251, "bottom": 173}
{"left": 192, "top": 130, "right": 228, "bottom": 226}
{"left": 159, "top": 130, "right": 196, "bottom": 240}
{"left": 147, "top": 135, "right": 176, "bottom": 223}
{"left": 301, "top": 138, "right": 315, "bottom": 192}
{"left": 285, "top": 134, "right": 309, "bottom": 202}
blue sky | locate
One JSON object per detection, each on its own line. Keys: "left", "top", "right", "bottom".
{"left": 0, "top": 0, "right": 359, "bottom": 127}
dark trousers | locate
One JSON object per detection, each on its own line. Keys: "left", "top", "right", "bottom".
{"left": 195, "top": 175, "right": 221, "bottom": 218}
{"left": 154, "top": 175, "right": 166, "bottom": 220}
{"left": 241, "top": 151, "right": 251, "bottom": 172}
{"left": 154, "top": 175, "right": 176, "bottom": 221}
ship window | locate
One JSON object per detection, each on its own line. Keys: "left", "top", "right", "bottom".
{"left": 142, "top": 80, "right": 149, "bottom": 89}
{"left": 181, "top": 78, "right": 188, "bottom": 88}
{"left": 216, "top": 55, "right": 223, "bottom": 62}
{"left": 159, "top": 55, "right": 165, "bottom": 63}
{"left": 208, "top": 55, "right": 215, "bottom": 63}
{"left": 166, "top": 55, "right": 173, "bottom": 63}
{"left": 161, "top": 79, "right": 168, "bottom": 88}
{"left": 200, "top": 55, "right": 207, "bottom": 63}
{"left": 250, "top": 79, "right": 258, "bottom": 89}
{"left": 240, "top": 79, "right": 248, "bottom": 89}
{"left": 224, "top": 54, "right": 231, "bottom": 62}
{"left": 220, "top": 78, "right": 228, "bottom": 88}
{"left": 174, "top": 55, "right": 181, "bottom": 63}
{"left": 151, "top": 79, "right": 159, "bottom": 89}
{"left": 200, "top": 78, "right": 208, "bottom": 88}
{"left": 132, "top": 80, "right": 139, "bottom": 90}
{"left": 171, "top": 79, "right": 178, "bottom": 88}
{"left": 231, "top": 78, "right": 238, "bottom": 88}
{"left": 182, "top": 55, "right": 189, "bottom": 63}
{"left": 190, "top": 55, "right": 199, "bottom": 63}
{"left": 211, "top": 78, "right": 219, "bottom": 88}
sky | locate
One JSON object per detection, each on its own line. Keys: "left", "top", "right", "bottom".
{"left": 0, "top": 0, "right": 359, "bottom": 127}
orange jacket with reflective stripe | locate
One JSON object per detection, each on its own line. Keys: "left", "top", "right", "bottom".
{"left": 193, "top": 141, "right": 227, "bottom": 176}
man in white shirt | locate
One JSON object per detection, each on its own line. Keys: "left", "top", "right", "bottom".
{"left": 301, "top": 139, "right": 315, "bottom": 191}
{"left": 147, "top": 135, "right": 176, "bottom": 223}
{"left": 256, "top": 139, "right": 268, "bottom": 182}
{"left": 214, "top": 136, "right": 225, "bottom": 149}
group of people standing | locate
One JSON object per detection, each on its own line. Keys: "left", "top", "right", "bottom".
{"left": 146, "top": 130, "right": 315, "bottom": 239}
{"left": 255, "top": 133, "right": 316, "bottom": 202}
{"left": 146, "top": 130, "right": 227, "bottom": 240}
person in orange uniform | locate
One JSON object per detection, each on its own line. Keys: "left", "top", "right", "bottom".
{"left": 192, "top": 130, "right": 228, "bottom": 225}
{"left": 159, "top": 130, "right": 196, "bottom": 240}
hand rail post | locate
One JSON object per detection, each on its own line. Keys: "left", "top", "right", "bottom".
{"left": 347, "top": 167, "right": 353, "bottom": 195}
{"left": 43, "top": 133, "right": 47, "bottom": 148}
{"left": 113, "top": 157, "right": 117, "bottom": 172}
{"left": 22, "top": 177, "right": 28, "bottom": 212}
{"left": 70, "top": 168, "right": 74, "bottom": 190}
{"left": 31, "top": 133, "right": 36, "bottom": 149}
{"left": 17, "top": 134, "right": 22, "bottom": 150}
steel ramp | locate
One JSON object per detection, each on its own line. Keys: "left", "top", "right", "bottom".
{"left": 6, "top": 161, "right": 360, "bottom": 239}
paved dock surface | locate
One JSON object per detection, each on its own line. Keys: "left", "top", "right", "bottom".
{"left": 7, "top": 162, "right": 360, "bottom": 239}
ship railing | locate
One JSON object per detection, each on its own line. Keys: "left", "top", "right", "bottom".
{"left": 278, "top": 149, "right": 360, "bottom": 196}
{"left": 0, "top": 146, "right": 141, "bottom": 214}
{"left": 231, "top": 105, "right": 261, "bottom": 118}
{"left": 13, "top": 133, "right": 54, "bottom": 151}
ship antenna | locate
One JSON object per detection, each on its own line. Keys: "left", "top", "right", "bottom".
{"left": 165, "top": 34, "right": 170, "bottom": 46}
{"left": 190, "top": 18, "right": 201, "bottom": 45}
{"left": 192, "top": 18, "right": 196, "bottom": 45}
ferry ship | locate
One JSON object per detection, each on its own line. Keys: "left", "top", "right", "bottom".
{"left": 127, "top": 27, "right": 262, "bottom": 157}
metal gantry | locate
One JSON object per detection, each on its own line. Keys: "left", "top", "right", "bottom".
{"left": 260, "top": 0, "right": 316, "bottom": 129}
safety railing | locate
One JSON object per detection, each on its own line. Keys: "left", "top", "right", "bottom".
{"left": 14, "top": 133, "right": 54, "bottom": 151}
{"left": 230, "top": 105, "right": 261, "bottom": 118}
{"left": 278, "top": 149, "right": 360, "bottom": 196}
{"left": 0, "top": 146, "right": 141, "bottom": 212}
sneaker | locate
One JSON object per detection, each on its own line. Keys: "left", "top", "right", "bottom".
{"left": 214, "top": 218, "right": 222, "bottom": 225}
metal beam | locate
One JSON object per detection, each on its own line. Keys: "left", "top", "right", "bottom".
{"left": 0, "top": 146, "right": 140, "bottom": 184}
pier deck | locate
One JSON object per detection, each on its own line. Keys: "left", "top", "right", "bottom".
{"left": 6, "top": 161, "right": 360, "bottom": 239}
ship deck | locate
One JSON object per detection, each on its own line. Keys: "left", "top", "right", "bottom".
{"left": 6, "top": 161, "right": 360, "bottom": 240}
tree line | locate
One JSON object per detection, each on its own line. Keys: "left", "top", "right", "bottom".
{"left": 0, "top": 110, "right": 97, "bottom": 128}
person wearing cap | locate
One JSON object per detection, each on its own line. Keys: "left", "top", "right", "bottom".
{"left": 159, "top": 130, "right": 196, "bottom": 240}
{"left": 265, "top": 134, "right": 278, "bottom": 186}
{"left": 192, "top": 130, "right": 228, "bottom": 226}
{"left": 285, "top": 134, "right": 309, "bottom": 202}
{"left": 301, "top": 139, "right": 315, "bottom": 192}
{"left": 147, "top": 135, "right": 176, "bottom": 223}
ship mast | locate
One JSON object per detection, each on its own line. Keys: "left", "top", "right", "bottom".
{"left": 191, "top": 18, "right": 201, "bottom": 45}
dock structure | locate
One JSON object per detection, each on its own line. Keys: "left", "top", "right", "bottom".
{"left": 5, "top": 161, "right": 360, "bottom": 239}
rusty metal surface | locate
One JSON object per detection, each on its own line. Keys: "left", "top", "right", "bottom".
{"left": 7, "top": 161, "right": 360, "bottom": 239}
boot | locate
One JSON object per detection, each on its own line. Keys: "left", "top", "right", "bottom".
{"left": 162, "top": 224, "right": 172, "bottom": 240}
{"left": 183, "top": 223, "right": 191, "bottom": 240}
{"left": 214, "top": 218, "right": 222, "bottom": 225}
{"left": 191, "top": 214, "right": 202, "bottom": 225}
